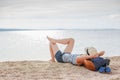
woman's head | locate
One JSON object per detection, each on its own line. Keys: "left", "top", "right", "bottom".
{"left": 85, "top": 47, "right": 97, "bottom": 55}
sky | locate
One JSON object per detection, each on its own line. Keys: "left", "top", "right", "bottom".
{"left": 0, "top": 0, "right": 120, "bottom": 29}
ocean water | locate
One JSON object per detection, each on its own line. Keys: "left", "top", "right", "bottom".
{"left": 0, "top": 29, "right": 120, "bottom": 61}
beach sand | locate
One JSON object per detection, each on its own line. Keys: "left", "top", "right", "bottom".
{"left": 0, "top": 56, "right": 120, "bottom": 80}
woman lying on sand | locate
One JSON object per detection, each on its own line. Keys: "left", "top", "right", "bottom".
{"left": 47, "top": 36, "right": 105, "bottom": 70}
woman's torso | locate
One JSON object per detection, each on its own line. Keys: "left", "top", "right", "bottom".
{"left": 62, "top": 53, "right": 80, "bottom": 65}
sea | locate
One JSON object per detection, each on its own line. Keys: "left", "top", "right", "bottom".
{"left": 0, "top": 29, "right": 120, "bottom": 61}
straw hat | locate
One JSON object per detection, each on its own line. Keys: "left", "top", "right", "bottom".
{"left": 85, "top": 47, "right": 98, "bottom": 55}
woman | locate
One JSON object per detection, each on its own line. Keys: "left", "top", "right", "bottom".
{"left": 47, "top": 36, "right": 104, "bottom": 70}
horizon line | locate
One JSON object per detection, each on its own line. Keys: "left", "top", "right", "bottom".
{"left": 0, "top": 28, "right": 120, "bottom": 31}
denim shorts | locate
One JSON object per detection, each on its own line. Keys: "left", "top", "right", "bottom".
{"left": 55, "top": 50, "right": 64, "bottom": 63}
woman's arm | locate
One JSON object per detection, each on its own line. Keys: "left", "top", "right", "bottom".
{"left": 83, "top": 59, "right": 96, "bottom": 71}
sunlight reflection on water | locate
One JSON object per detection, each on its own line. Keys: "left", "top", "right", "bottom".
{"left": 0, "top": 30, "right": 120, "bottom": 61}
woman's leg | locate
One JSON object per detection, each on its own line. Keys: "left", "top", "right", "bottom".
{"left": 47, "top": 36, "right": 74, "bottom": 53}
{"left": 49, "top": 42, "right": 59, "bottom": 62}
{"left": 63, "top": 38, "right": 74, "bottom": 53}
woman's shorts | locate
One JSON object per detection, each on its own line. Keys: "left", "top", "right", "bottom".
{"left": 55, "top": 50, "right": 64, "bottom": 62}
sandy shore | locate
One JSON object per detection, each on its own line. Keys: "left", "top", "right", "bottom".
{"left": 0, "top": 56, "right": 120, "bottom": 80}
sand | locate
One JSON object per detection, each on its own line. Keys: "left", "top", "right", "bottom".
{"left": 0, "top": 56, "right": 120, "bottom": 80}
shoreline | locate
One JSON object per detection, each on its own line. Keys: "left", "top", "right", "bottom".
{"left": 0, "top": 55, "right": 119, "bottom": 62}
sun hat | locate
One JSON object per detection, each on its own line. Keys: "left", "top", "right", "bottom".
{"left": 85, "top": 47, "right": 98, "bottom": 55}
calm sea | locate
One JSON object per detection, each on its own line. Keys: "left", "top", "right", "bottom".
{"left": 0, "top": 29, "right": 120, "bottom": 61}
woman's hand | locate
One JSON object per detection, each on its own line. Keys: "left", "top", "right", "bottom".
{"left": 90, "top": 54, "right": 99, "bottom": 58}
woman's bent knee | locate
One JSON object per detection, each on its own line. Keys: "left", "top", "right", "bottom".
{"left": 50, "top": 42, "right": 56, "bottom": 46}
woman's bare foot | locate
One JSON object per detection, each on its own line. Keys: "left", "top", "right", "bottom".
{"left": 49, "top": 59, "right": 55, "bottom": 62}
{"left": 47, "top": 36, "right": 56, "bottom": 44}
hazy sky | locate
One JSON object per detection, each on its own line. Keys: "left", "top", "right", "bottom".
{"left": 0, "top": 0, "right": 120, "bottom": 29}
